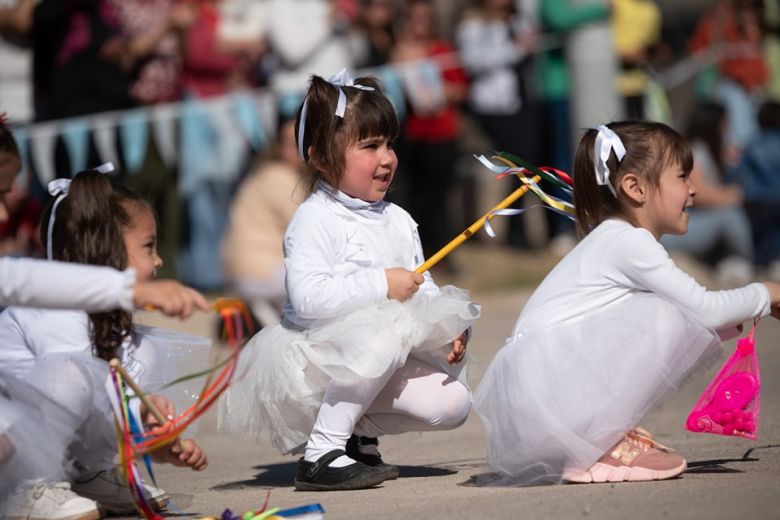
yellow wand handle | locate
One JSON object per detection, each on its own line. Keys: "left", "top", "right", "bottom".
{"left": 415, "top": 175, "right": 541, "bottom": 274}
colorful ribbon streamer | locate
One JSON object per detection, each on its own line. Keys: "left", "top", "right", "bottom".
{"left": 109, "top": 299, "right": 255, "bottom": 519}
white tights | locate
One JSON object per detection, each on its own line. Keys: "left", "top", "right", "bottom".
{"left": 304, "top": 357, "right": 470, "bottom": 466}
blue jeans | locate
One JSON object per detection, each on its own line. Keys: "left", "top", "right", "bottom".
{"left": 661, "top": 206, "right": 753, "bottom": 262}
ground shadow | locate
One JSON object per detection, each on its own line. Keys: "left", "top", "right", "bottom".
{"left": 211, "top": 462, "right": 458, "bottom": 490}
{"left": 685, "top": 443, "right": 779, "bottom": 475}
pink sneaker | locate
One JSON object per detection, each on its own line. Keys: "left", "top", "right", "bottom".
{"left": 564, "top": 427, "right": 687, "bottom": 483}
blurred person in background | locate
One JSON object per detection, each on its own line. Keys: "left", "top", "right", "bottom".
{"left": 32, "top": 0, "right": 134, "bottom": 121}
{"left": 730, "top": 100, "right": 780, "bottom": 279}
{"left": 612, "top": 0, "right": 662, "bottom": 120}
{"left": 391, "top": 0, "right": 468, "bottom": 271}
{"left": 456, "top": 0, "right": 540, "bottom": 249}
{"left": 263, "top": 0, "right": 354, "bottom": 96}
{"left": 662, "top": 101, "right": 755, "bottom": 286}
{"left": 690, "top": 0, "right": 768, "bottom": 150}
{"left": 538, "top": 0, "right": 610, "bottom": 254}
{"left": 221, "top": 114, "right": 305, "bottom": 327}
{"left": 350, "top": 0, "right": 398, "bottom": 69}
{"left": 456, "top": 0, "right": 538, "bottom": 160}
{"left": 0, "top": 0, "right": 35, "bottom": 122}
{"left": 109, "top": 0, "right": 195, "bottom": 105}
{"left": 181, "top": 0, "right": 265, "bottom": 98}
{"left": 0, "top": 173, "right": 42, "bottom": 258}
{"left": 177, "top": 0, "right": 267, "bottom": 290}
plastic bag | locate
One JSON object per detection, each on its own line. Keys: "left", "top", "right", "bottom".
{"left": 685, "top": 323, "right": 760, "bottom": 439}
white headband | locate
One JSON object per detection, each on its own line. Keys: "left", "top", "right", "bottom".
{"left": 46, "top": 162, "right": 115, "bottom": 260}
{"left": 593, "top": 125, "right": 626, "bottom": 198}
{"left": 296, "top": 69, "right": 375, "bottom": 160}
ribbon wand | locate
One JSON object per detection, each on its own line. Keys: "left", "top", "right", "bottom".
{"left": 109, "top": 359, "right": 183, "bottom": 451}
{"left": 415, "top": 175, "right": 542, "bottom": 274}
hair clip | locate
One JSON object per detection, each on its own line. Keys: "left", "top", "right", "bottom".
{"left": 593, "top": 125, "right": 626, "bottom": 198}
{"left": 297, "top": 69, "right": 375, "bottom": 160}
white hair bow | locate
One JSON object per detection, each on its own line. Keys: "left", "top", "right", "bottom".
{"left": 297, "top": 69, "right": 376, "bottom": 160}
{"left": 45, "top": 163, "right": 114, "bottom": 260}
{"left": 594, "top": 125, "right": 626, "bottom": 198}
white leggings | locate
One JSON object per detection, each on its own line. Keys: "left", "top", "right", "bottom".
{"left": 305, "top": 356, "right": 471, "bottom": 458}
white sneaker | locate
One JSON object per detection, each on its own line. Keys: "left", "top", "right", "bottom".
{"left": 72, "top": 467, "right": 168, "bottom": 515}
{"left": 3, "top": 481, "right": 101, "bottom": 520}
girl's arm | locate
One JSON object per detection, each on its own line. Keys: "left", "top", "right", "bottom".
{"left": 607, "top": 227, "right": 770, "bottom": 330}
{"left": 0, "top": 258, "right": 209, "bottom": 317}
{"left": 0, "top": 258, "right": 135, "bottom": 311}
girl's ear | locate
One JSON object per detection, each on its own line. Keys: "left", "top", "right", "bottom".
{"left": 618, "top": 172, "right": 647, "bottom": 205}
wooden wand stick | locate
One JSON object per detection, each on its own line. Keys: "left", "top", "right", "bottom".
{"left": 415, "top": 175, "right": 541, "bottom": 274}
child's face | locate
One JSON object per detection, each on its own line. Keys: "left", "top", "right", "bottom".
{"left": 124, "top": 203, "right": 162, "bottom": 282}
{"left": 340, "top": 135, "right": 397, "bottom": 202}
{"left": 0, "top": 151, "right": 21, "bottom": 223}
{"left": 644, "top": 161, "right": 696, "bottom": 238}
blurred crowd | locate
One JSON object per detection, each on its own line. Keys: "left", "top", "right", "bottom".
{"left": 0, "top": 0, "right": 779, "bottom": 315}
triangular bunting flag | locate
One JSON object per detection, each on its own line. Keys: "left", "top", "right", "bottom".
{"left": 29, "top": 123, "right": 58, "bottom": 185}
{"left": 151, "top": 104, "right": 178, "bottom": 168}
{"left": 61, "top": 118, "right": 90, "bottom": 176}
{"left": 119, "top": 109, "right": 149, "bottom": 174}
{"left": 93, "top": 117, "right": 120, "bottom": 170}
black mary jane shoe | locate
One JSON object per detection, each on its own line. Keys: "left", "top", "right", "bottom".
{"left": 345, "top": 435, "right": 400, "bottom": 480}
{"left": 293, "top": 449, "right": 387, "bottom": 491}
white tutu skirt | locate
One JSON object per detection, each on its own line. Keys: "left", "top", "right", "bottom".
{"left": 474, "top": 293, "right": 722, "bottom": 486}
{"left": 218, "top": 285, "right": 480, "bottom": 453}
{"left": 0, "top": 326, "right": 211, "bottom": 497}
{"left": 0, "top": 354, "right": 114, "bottom": 497}
{"left": 129, "top": 326, "right": 212, "bottom": 426}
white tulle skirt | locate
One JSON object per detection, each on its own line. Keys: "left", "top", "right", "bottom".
{"left": 0, "top": 326, "right": 211, "bottom": 498}
{"left": 218, "top": 286, "right": 480, "bottom": 453}
{"left": 474, "top": 293, "right": 722, "bottom": 486}
{"left": 0, "top": 353, "right": 113, "bottom": 498}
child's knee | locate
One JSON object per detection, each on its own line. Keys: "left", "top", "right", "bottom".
{"left": 423, "top": 380, "right": 471, "bottom": 430}
{"left": 439, "top": 381, "right": 471, "bottom": 428}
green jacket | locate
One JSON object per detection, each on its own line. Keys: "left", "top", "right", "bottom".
{"left": 539, "top": 0, "right": 610, "bottom": 101}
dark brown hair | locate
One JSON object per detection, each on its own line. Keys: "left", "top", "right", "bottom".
{"left": 0, "top": 113, "right": 19, "bottom": 156}
{"left": 573, "top": 121, "right": 692, "bottom": 237}
{"left": 295, "top": 75, "right": 399, "bottom": 193}
{"left": 40, "top": 169, "right": 152, "bottom": 361}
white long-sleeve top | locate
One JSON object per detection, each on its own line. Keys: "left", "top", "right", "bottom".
{"left": 0, "top": 308, "right": 153, "bottom": 385}
{"left": 282, "top": 186, "right": 437, "bottom": 328}
{"left": 0, "top": 258, "right": 135, "bottom": 311}
{"left": 513, "top": 219, "right": 771, "bottom": 339}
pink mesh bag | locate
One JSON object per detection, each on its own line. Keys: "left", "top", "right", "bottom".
{"left": 685, "top": 322, "right": 760, "bottom": 439}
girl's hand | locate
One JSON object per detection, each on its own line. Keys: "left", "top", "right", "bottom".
{"left": 385, "top": 268, "right": 424, "bottom": 302}
{"left": 147, "top": 435, "right": 208, "bottom": 471}
{"left": 447, "top": 330, "right": 469, "bottom": 365}
{"left": 158, "top": 438, "right": 208, "bottom": 471}
{"left": 765, "top": 282, "right": 780, "bottom": 320}
{"left": 134, "top": 280, "right": 210, "bottom": 319}
{"left": 140, "top": 394, "right": 175, "bottom": 429}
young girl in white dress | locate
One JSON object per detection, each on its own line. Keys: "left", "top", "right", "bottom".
{"left": 219, "top": 71, "right": 480, "bottom": 491}
{"left": 0, "top": 168, "right": 210, "bottom": 518}
{"left": 475, "top": 122, "right": 780, "bottom": 485}
{"left": 0, "top": 122, "right": 210, "bottom": 519}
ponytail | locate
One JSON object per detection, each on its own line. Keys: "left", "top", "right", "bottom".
{"left": 41, "top": 169, "right": 148, "bottom": 361}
